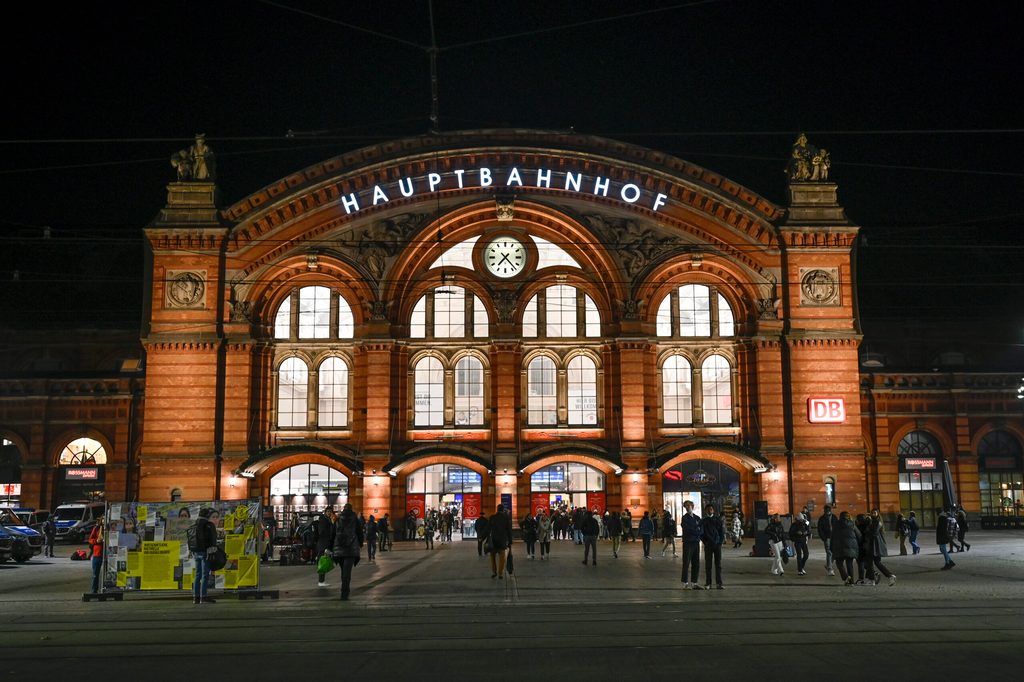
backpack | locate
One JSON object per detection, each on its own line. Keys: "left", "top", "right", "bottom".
{"left": 186, "top": 523, "right": 200, "bottom": 552}
{"left": 301, "top": 526, "right": 316, "bottom": 549}
{"left": 71, "top": 549, "right": 88, "bottom": 560}
{"left": 337, "top": 518, "right": 358, "bottom": 551}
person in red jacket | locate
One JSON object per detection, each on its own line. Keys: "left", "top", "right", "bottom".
{"left": 87, "top": 523, "right": 103, "bottom": 593}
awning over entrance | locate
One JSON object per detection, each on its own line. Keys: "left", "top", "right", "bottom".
{"left": 649, "top": 439, "right": 773, "bottom": 473}
{"left": 235, "top": 442, "right": 360, "bottom": 477}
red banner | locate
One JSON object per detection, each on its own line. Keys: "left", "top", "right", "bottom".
{"left": 405, "top": 494, "right": 425, "bottom": 519}
{"left": 462, "top": 493, "right": 482, "bottom": 519}
{"left": 531, "top": 493, "right": 551, "bottom": 517}
{"left": 586, "top": 492, "right": 606, "bottom": 514}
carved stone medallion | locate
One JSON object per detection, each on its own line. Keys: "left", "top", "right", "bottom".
{"left": 166, "top": 270, "right": 206, "bottom": 308}
{"left": 799, "top": 268, "right": 840, "bottom": 306}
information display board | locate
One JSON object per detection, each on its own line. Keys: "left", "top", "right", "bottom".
{"left": 101, "top": 501, "right": 262, "bottom": 593}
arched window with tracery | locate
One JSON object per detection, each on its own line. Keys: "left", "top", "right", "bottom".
{"left": 701, "top": 355, "right": 732, "bottom": 424}
{"left": 567, "top": 356, "right": 598, "bottom": 425}
{"left": 662, "top": 355, "right": 693, "bottom": 425}
{"left": 414, "top": 357, "right": 445, "bottom": 426}
{"left": 410, "top": 286, "right": 489, "bottom": 339}
{"left": 527, "top": 356, "right": 558, "bottom": 425}
{"left": 522, "top": 285, "right": 600, "bottom": 338}
{"left": 317, "top": 357, "right": 349, "bottom": 428}
{"left": 455, "top": 356, "right": 485, "bottom": 426}
{"left": 277, "top": 357, "right": 309, "bottom": 428}
{"left": 656, "top": 284, "right": 735, "bottom": 338}
{"left": 273, "top": 286, "right": 356, "bottom": 340}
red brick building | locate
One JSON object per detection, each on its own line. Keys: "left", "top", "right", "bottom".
{"left": 3, "top": 130, "right": 1021, "bottom": 528}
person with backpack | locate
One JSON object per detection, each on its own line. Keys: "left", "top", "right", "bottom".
{"left": 188, "top": 508, "right": 219, "bottom": 604}
{"left": 789, "top": 512, "right": 811, "bottom": 576}
{"left": 680, "top": 500, "right": 703, "bottom": 589}
{"left": 365, "top": 514, "right": 378, "bottom": 562}
{"left": 332, "top": 503, "right": 364, "bottom": 601}
{"left": 765, "top": 513, "right": 786, "bottom": 576}
{"left": 486, "top": 504, "right": 513, "bottom": 579}
{"left": 936, "top": 509, "right": 957, "bottom": 570}
{"left": 817, "top": 505, "right": 836, "bottom": 576}
{"left": 954, "top": 507, "right": 971, "bottom": 552}
{"left": 314, "top": 508, "right": 337, "bottom": 587}
{"left": 87, "top": 522, "right": 104, "bottom": 594}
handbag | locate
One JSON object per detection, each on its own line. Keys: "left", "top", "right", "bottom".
{"left": 483, "top": 537, "right": 494, "bottom": 554}
{"left": 317, "top": 553, "right": 334, "bottom": 574}
{"left": 208, "top": 547, "right": 228, "bottom": 572}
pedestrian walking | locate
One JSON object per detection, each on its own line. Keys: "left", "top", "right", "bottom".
{"left": 475, "top": 514, "right": 490, "bottom": 557}
{"left": 624, "top": 509, "right": 636, "bottom": 542}
{"left": 314, "top": 508, "right": 337, "bottom": 587}
{"left": 866, "top": 509, "right": 896, "bottom": 586}
{"left": 521, "top": 512, "right": 538, "bottom": 559}
{"left": 606, "top": 511, "right": 622, "bottom": 558}
{"left": 789, "top": 511, "right": 811, "bottom": 575}
{"left": 661, "top": 508, "right": 677, "bottom": 557}
{"left": 423, "top": 512, "right": 435, "bottom": 549}
{"left": 680, "top": 500, "right": 703, "bottom": 589}
{"left": 701, "top": 504, "right": 725, "bottom": 589}
{"left": 572, "top": 507, "right": 586, "bottom": 545}
{"left": 43, "top": 515, "right": 56, "bottom": 558}
{"left": 378, "top": 514, "right": 391, "bottom": 552}
{"left": 895, "top": 513, "right": 910, "bottom": 555}
{"left": 487, "top": 504, "right": 513, "bottom": 579}
{"left": 817, "top": 505, "right": 836, "bottom": 576}
{"left": 332, "top": 503, "right": 364, "bottom": 601}
{"left": 731, "top": 510, "right": 744, "bottom": 549}
{"left": 765, "top": 513, "right": 786, "bottom": 576}
{"left": 638, "top": 510, "right": 654, "bottom": 558}
{"left": 365, "top": 514, "right": 378, "bottom": 562}
{"left": 831, "top": 511, "right": 861, "bottom": 585}
{"left": 581, "top": 509, "right": 600, "bottom": 565}
{"left": 955, "top": 507, "right": 971, "bottom": 552}
{"left": 907, "top": 511, "right": 921, "bottom": 554}
{"left": 855, "top": 513, "right": 873, "bottom": 584}
{"left": 536, "top": 510, "right": 552, "bottom": 560}
{"left": 936, "top": 509, "right": 957, "bottom": 570}
{"left": 187, "top": 508, "right": 217, "bottom": 604}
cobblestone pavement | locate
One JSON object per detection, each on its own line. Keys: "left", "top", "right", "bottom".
{"left": 2, "top": 531, "right": 1023, "bottom": 679}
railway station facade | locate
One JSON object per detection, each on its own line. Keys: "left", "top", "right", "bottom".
{"left": 1, "top": 130, "right": 1021, "bottom": 529}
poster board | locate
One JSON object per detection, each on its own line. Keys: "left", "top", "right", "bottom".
{"left": 102, "top": 501, "right": 262, "bottom": 593}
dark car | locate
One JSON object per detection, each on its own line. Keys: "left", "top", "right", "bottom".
{"left": 0, "top": 507, "right": 44, "bottom": 562}
{"left": 0, "top": 526, "right": 13, "bottom": 563}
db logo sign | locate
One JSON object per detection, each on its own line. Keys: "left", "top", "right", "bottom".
{"left": 807, "top": 397, "right": 846, "bottom": 423}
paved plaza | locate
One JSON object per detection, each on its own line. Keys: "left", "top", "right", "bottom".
{"left": 3, "top": 531, "right": 1024, "bottom": 679}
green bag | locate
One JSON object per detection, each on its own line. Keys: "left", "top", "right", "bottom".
{"left": 317, "top": 553, "right": 335, "bottom": 574}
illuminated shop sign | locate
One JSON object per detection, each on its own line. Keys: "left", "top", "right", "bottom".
{"left": 337, "top": 166, "right": 670, "bottom": 216}
{"left": 64, "top": 467, "right": 99, "bottom": 480}
{"left": 903, "top": 458, "right": 937, "bottom": 470}
{"left": 0, "top": 483, "right": 21, "bottom": 496}
{"left": 807, "top": 397, "right": 846, "bottom": 424}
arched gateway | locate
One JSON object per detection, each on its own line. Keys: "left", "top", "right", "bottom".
{"left": 139, "top": 129, "right": 865, "bottom": 526}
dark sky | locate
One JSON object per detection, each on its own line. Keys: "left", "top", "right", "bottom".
{"left": 1, "top": 1, "right": 1021, "bottom": 365}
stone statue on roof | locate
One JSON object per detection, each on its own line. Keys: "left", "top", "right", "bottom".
{"left": 786, "top": 133, "right": 830, "bottom": 182}
{"left": 170, "top": 133, "right": 216, "bottom": 181}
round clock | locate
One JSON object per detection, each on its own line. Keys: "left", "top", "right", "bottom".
{"left": 484, "top": 236, "right": 526, "bottom": 278}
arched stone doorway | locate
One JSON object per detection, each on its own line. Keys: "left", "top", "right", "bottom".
{"left": 386, "top": 453, "right": 491, "bottom": 541}
{"left": 660, "top": 458, "right": 743, "bottom": 536}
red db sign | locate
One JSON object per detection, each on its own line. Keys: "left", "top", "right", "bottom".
{"left": 807, "top": 397, "right": 846, "bottom": 423}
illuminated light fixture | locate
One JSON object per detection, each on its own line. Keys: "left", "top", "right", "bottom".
{"left": 503, "top": 468, "right": 508, "bottom": 474}
{"left": 632, "top": 473, "right": 639, "bottom": 483}
{"left": 614, "top": 468, "right": 623, "bottom": 475}
{"left": 238, "top": 471, "right": 256, "bottom": 478}
{"left": 753, "top": 466, "right": 770, "bottom": 474}
{"left": 388, "top": 470, "right": 397, "bottom": 478}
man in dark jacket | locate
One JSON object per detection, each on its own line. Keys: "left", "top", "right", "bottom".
{"left": 817, "top": 506, "right": 836, "bottom": 576}
{"left": 907, "top": 510, "right": 920, "bottom": 555}
{"left": 789, "top": 513, "right": 811, "bottom": 575}
{"left": 474, "top": 514, "right": 490, "bottom": 556}
{"left": 680, "top": 500, "right": 703, "bottom": 589}
{"left": 581, "top": 509, "right": 600, "bottom": 566}
{"left": 701, "top": 504, "right": 726, "bottom": 589}
{"left": 606, "top": 511, "right": 623, "bottom": 558}
{"left": 315, "top": 508, "right": 337, "bottom": 587}
{"left": 190, "top": 508, "right": 219, "bottom": 604}
{"left": 936, "top": 509, "right": 956, "bottom": 570}
{"left": 332, "top": 503, "right": 364, "bottom": 600}
{"left": 954, "top": 507, "right": 971, "bottom": 552}
{"left": 487, "top": 504, "right": 513, "bottom": 579}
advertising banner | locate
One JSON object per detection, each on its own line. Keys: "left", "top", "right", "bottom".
{"left": 461, "top": 493, "right": 482, "bottom": 520}
{"left": 406, "top": 494, "right": 426, "bottom": 519}
{"left": 531, "top": 493, "right": 551, "bottom": 517}
{"left": 102, "top": 501, "right": 261, "bottom": 593}
{"left": 586, "top": 492, "right": 606, "bottom": 514}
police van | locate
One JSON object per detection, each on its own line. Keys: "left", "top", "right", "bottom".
{"left": 51, "top": 501, "right": 106, "bottom": 543}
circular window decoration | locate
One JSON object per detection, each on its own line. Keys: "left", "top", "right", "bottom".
{"left": 59, "top": 438, "right": 107, "bottom": 465}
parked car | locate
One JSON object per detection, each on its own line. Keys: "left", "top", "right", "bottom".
{"left": 51, "top": 501, "right": 106, "bottom": 543}
{"left": 0, "top": 526, "right": 13, "bottom": 563}
{"left": 13, "top": 508, "right": 50, "bottom": 532}
{"left": 0, "top": 507, "right": 44, "bottom": 562}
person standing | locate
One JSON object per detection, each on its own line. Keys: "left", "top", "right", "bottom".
{"left": 661, "top": 508, "right": 677, "bottom": 558}
{"left": 866, "top": 509, "right": 896, "bottom": 586}
{"left": 789, "top": 511, "right": 811, "bottom": 576}
{"left": 521, "top": 512, "right": 538, "bottom": 559}
{"left": 731, "top": 510, "right": 743, "bottom": 549}
{"left": 817, "top": 505, "right": 836, "bottom": 576}
{"left": 487, "top": 504, "right": 513, "bottom": 579}
{"left": 625, "top": 509, "right": 636, "bottom": 542}
{"left": 895, "top": 513, "right": 910, "bottom": 555}
{"left": 831, "top": 511, "right": 861, "bottom": 585}
{"left": 638, "top": 510, "right": 654, "bottom": 558}
{"left": 332, "top": 503, "right": 364, "bottom": 601}
{"left": 765, "top": 513, "right": 786, "bottom": 576}
{"left": 87, "top": 522, "right": 104, "bottom": 594}
{"left": 475, "top": 514, "right": 490, "bottom": 557}
{"left": 936, "top": 509, "right": 957, "bottom": 570}
{"left": 365, "top": 514, "right": 378, "bottom": 562}
{"left": 42, "top": 515, "right": 56, "bottom": 558}
{"left": 606, "top": 511, "right": 622, "bottom": 558}
{"left": 315, "top": 508, "right": 337, "bottom": 587}
{"left": 581, "top": 509, "right": 600, "bottom": 566}
{"left": 189, "top": 508, "right": 218, "bottom": 604}
{"left": 423, "top": 512, "right": 435, "bottom": 550}
{"left": 536, "top": 510, "right": 552, "bottom": 560}
{"left": 907, "top": 511, "right": 921, "bottom": 555}
{"left": 955, "top": 507, "right": 971, "bottom": 552}
{"left": 378, "top": 514, "right": 391, "bottom": 552}
{"left": 680, "top": 500, "right": 703, "bottom": 589}
{"left": 701, "top": 504, "right": 725, "bottom": 589}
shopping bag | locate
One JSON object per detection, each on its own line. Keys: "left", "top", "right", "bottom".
{"left": 317, "top": 553, "right": 335, "bottom": 574}
{"left": 506, "top": 550, "right": 515, "bottom": 575}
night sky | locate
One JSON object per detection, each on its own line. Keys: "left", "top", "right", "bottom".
{"left": 1, "top": 1, "right": 1021, "bottom": 367}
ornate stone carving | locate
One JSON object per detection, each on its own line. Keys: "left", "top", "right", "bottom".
{"left": 757, "top": 298, "right": 778, "bottom": 320}
{"left": 230, "top": 300, "right": 257, "bottom": 323}
{"left": 492, "top": 289, "right": 518, "bottom": 324}
{"left": 306, "top": 254, "right": 319, "bottom": 271}
{"left": 170, "top": 133, "right": 216, "bottom": 181}
{"left": 496, "top": 198, "right": 515, "bottom": 221}
{"left": 786, "top": 133, "right": 830, "bottom": 182}
{"left": 355, "top": 213, "right": 427, "bottom": 281}
{"left": 369, "top": 299, "right": 390, "bottom": 321}
{"left": 799, "top": 267, "right": 840, "bottom": 306}
{"left": 618, "top": 299, "right": 642, "bottom": 321}
{"left": 165, "top": 270, "right": 206, "bottom": 309}
{"left": 582, "top": 214, "right": 681, "bottom": 279}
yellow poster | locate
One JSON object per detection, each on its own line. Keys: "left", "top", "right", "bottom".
{"left": 137, "top": 506, "right": 148, "bottom": 523}
{"left": 140, "top": 541, "right": 180, "bottom": 590}
{"left": 236, "top": 554, "right": 258, "bottom": 587}
{"left": 225, "top": 534, "right": 244, "bottom": 559}
{"left": 223, "top": 570, "right": 238, "bottom": 589}
{"left": 224, "top": 514, "right": 235, "bottom": 531}
{"left": 126, "top": 551, "right": 141, "bottom": 575}
{"left": 116, "top": 571, "right": 126, "bottom": 587}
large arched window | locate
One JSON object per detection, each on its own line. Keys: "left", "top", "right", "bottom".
{"left": 977, "top": 430, "right": 1024, "bottom": 515}
{"left": 567, "top": 355, "right": 598, "bottom": 425}
{"left": 662, "top": 355, "right": 693, "bottom": 425}
{"left": 414, "top": 357, "right": 445, "bottom": 426}
{"left": 59, "top": 437, "right": 107, "bottom": 465}
{"left": 522, "top": 285, "right": 600, "bottom": 338}
{"left": 897, "top": 430, "right": 944, "bottom": 528}
{"left": 277, "top": 358, "right": 309, "bottom": 428}
{"left": 269, "top": 463, "right": 349, "bottom": 529}
{"left": 701, "top": 355, "right": 732, "bottom": 424}
{"left": 527, "top": 356, "right": 558, "bottom": 425}
{"left": 317, "top": 357, "right": 349, "bottom": 428}
{"left": 656, "top": 284, "right": 735, "bottom": 338}
{"left": 410, "top": 286, "right": 489, "bottom": 339}
{"left": 897, "top": 431, "right": 940, "bottom": 456}
{"left": 531, "top": 462, "right": 606, "bottom": 510}
{"left": 454, "top": 357, "right": 484, "bottom": 426}
{"left": 274, "top": 286, "right": 356, "bottom": 340}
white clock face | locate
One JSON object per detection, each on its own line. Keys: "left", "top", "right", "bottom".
{"left": 484, "top": 236, "right": 526, "bottom": 278}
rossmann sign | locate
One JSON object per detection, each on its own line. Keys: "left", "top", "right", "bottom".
{"left": 807, "top": 397, "right": 846, "bottom": 424}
